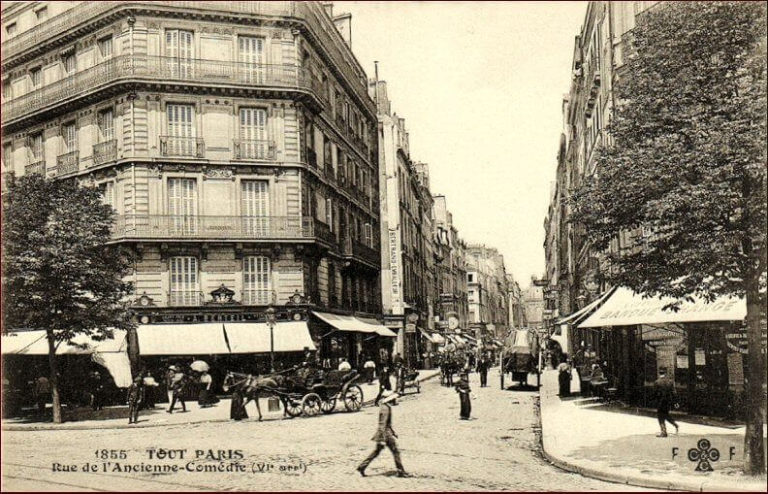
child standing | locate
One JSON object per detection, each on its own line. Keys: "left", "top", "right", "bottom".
{"left": 127, "top": 376, "right": 145, "bottom": 424}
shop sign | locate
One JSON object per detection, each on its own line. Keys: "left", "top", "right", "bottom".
{"left": 388, "top": 229, "right": 401, "bottom": 305}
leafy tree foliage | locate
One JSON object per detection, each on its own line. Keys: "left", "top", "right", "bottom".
{"left": 2, "top": 175, "right": 134, "bottom": 423}
{"left": 572, "top": 1, "right": 766, "bottom": 474}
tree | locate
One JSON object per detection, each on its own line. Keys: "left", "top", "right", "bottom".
{"left": 572, "top": 1, "right": 767, "bottom": 474}
{"left": 2, "top": 175, "right": 134, "bottom": 423}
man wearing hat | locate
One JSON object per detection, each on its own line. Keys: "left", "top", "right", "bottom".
{"left": 357, "top": 390, "right": 408, "bottom": 478}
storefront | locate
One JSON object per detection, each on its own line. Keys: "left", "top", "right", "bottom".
{"left": 311, "top": 312, "right": 396, "bottom": 369}
{"left": 576, "top": 287, "right": 766, "bottom": 419}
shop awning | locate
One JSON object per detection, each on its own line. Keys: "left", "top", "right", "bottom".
{"left": 1, "top": 329, "right": 128, "bottom": 355}
{"left": 2, "top": 329, "right": 132, "bottom": 387}
{"left": 578, "top": 287, "right": 747, "bottom": 328}
{"left": 137, "top": 323, "right": 230, "bottom": 355}
{"left": 223, "top": 322, "right": 316, "bottom": 354}
{"left": 312, "top": 312, "right": 396, "bottom": 337}
{"left": 556, "top": 288, "right": 615, "bottom": 325}
{"left": 357, "top": 317, "right": 398, "bottom": 337}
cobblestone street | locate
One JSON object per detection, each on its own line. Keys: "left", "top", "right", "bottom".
{"left": 2, "top": 373, "right": 649, "bottom": 491}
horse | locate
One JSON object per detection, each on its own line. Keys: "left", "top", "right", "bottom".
{"left": 223, "top": 371, "right": 286, "bottom": 421}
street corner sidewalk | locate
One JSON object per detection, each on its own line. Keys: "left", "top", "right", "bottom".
{"left": 538, "top": 370, "right": 767, "bottom": 492}
{"left": 2, "top": 369, "right": 442, "bottom": 432}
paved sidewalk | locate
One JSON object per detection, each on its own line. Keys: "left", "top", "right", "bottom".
{"left": 2, "top": 369, "right": 440, "bottom": 431}
{"left": 539, "top": 369, "right": 767, "bottom": 491}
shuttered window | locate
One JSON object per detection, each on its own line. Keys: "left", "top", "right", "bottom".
{"left": 169, "top": 257, "right": 199, "bottom": 306}
{"left": 30, "top": 68, "right": 41, "bottom": 89}
{"left": 326, "top": 198, "right": 333, "bottom": 231}
{"left": 98, "top": 109, "right": 114, "bottom": 142}
{"left": 168, "top": 178, "right": 197, "bottom": 235}
{"left": 238, "top": 36, "right": 264, "bottom": 84}
{"left": 62, "top": 53, "right": 76, "bottom": 75}
{"left": 165, "top": 30, "right": 193, "bottom": 78}
{"left": 167, "top": 104, "right": 195, "bottom": 156}
{"left": 241, "top": 180, "right": 269, "bottom": 236}
{"left": 29, "top": 133, "right": 43, "bottom": 160}
{"left": 98, "top": 36, "right": 113, "bottom": 59}
{"left": 63, "top": 122, "right": 77, "bottom": 152}
{"left": 101, "top": 181, "right": 115, "bottom": 210}
{"left": 243, "top": 256, "right": 271, "bottom": 305}
{"left": 239, "top": 108, "right": 268, "bottom": 159}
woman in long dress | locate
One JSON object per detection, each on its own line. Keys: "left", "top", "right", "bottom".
{"left": 455, "top": 373, "right": 472, "bottom": 420}
{"left": 230, "top": 388, "right": 248, "bottom": 420}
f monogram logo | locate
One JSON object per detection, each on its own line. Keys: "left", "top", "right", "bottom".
{"left": 688, "top": 439, "right": 720, "bottom": 471}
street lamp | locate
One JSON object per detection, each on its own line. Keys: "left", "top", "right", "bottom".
{"left": 266, "top": 305, "right": 276, "bottom": 373}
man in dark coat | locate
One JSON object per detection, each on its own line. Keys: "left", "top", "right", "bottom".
{"left": 654, "top": 368, "right": 679, "bottom": 437}
{"left": 455, "top": 373, "right": 472, "bottom": 419}
{"left": 478, "top": 355, "right": 489, "bottom": 387}
{"left": 374, "top": 365, "right": 392, "bottom": 406}
{"left": 357, "top": 391, "right": 407, "bottom": 477}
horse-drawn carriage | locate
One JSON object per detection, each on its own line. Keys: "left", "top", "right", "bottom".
{"left": 224, "top": 366, "right": 364, "bottom": 420}
{"left": 499, "top": 329, "right": 541, "bottom": 389}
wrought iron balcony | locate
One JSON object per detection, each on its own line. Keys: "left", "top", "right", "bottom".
{"left": 233, "top": 139, "right": 276, "bottom": 160}
{"left": 159, "top": 136, "right": 205, "bottom": 158}
{"left": 168, "top": 290, "right": 205, "bottom": 307}
{"left": 112, "top": 215, "right": 316, "bottom": 241}
{"left": 92, "top": 139, "right": 117, "bottom": 166}
{"left": 2, "top": 55, "right": 325, "bottom": 125}
{"left": 55, "top": 151, "right": 79, "bottom": 177}
{"left": 342, "top": 236, "right": 380, "bottom": 266}
{"left": 313, "top": 220, "right": 337, "bottom": 246}
{"left": 1, "top": 2, "right": 372, "bottom": 116}
{"left": 25, "top": 160, "right": 45, "bottom": 177}
{"left": 241, "top": 289, "right": 273, "bottom": 306}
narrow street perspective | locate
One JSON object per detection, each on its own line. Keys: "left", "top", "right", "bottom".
{"left": 1, "top": 1, "right": 766, "bottom": 492}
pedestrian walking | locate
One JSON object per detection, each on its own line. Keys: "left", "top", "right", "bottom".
{"left": 198, "top": 370, "right": 213, "bottom": 408}
{"left": 89, "top": 371, "right": 105, "bottom": 411}
{"left": 478, "top": 356, "right": 489, "bottom": 387}
{"left": 357, "top": 390, "right": 408, "bottom": 478}
{"left": 142, "top": 373, "right": 159, "bottom": 409}
{"left": 364, "top": 358, "right": 376, "bottom": 384}
{"left": 167, "top": 368, "right": 187, "bottom": 414}
{"left": 557, "top": 360, "right": 572, "bottom": 397}
{"left": 33, "top": 375, "right": 50, "bottom": 414}
{"left": 374, "top": 365, "right": 392, "bottom": 406}
{"left": 126, "top": 376, "right": 145, "bottom": 424}
{"left": 455, "top": 372, "right": 473, "bottom": 420}
{"left": 654, "top": 368, "right": 679, "bottom": 437}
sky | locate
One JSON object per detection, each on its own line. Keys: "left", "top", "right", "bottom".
{"left": 335, "top": 1, "right": 588, "bottom": 287}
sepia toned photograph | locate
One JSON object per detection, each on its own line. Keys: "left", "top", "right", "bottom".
{"left": 0, "top": 0, "right": 766, "bottom": 491}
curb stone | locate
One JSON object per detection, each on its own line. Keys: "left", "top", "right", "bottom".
{"left": 538, "top": 397, "right": 764, "bottom": 492}
{"left": 2, "top": 370, "right": 442, "bottom": 432}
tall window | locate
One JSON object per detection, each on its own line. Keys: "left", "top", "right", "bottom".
{"left": 243, "top": 256, "right": 270, "bottom": 305}
{"left": 323, "top": 137, "right": 332, "bottom": 171}
{"left": 100, "top": 181, "right": 115, "bottom": 210}
{"left": 62, "top": 52, "right": 76, "bottom": 76}
{"left": 62, "top": 122, "right": 77, "bottom": 152}
{"left": 169, "top": 257, "right": 199, "bottom": 306}
{"left": 30, "top": 68, "right": 42, "bottom": 89}
{"left": 165, "top": 29, "right": 193, "bottom": 78}
{"left": 238, "top": 36, "right": 264, "bottom": 83}
{"left": 3, "top": 143, "right": 12, "bottom": 170}
{"left": 29, "top": 133, "right": 43, "bottom": 161}
{"left": 239, "top": 108, "right": 267, "bottom": 159}
{"left": 241, "top": 180, "right": 269, "bottom": 236}
{"left": 166, "top": 104, "right": 195, "bottom": 156}
{"left": 5, "top": 23, "right": 17, "bottom": 36}
{"left": 2, "top": 80, "right": 11, "bottom": 100}
{"left": 98, "top": 108, "right": 114, "bottom": 142}
{"left": 326, "top": 198, "right": 333, "bottom": 231}
{"left": 168, "top": 178, "right": 197, "bottom": 235}
{"left": 98, "top": 36, "right": 113, "bottom": 59}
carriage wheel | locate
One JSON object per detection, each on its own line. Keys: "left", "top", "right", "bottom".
{"left": 320, "top": 397, "right": 337, "bottom": 414}
{"left": 342, "top": 385, "right": 363, "bottom": 412}
{"left": 301, "top": 393, "right": 322, "bottom": 417}
{"left": 283, "top": 396, "right": 303, "bottom": 418}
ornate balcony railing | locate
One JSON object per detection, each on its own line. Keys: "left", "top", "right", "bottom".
{"left": 233, "top": 139, "right": 276, "bottom": 160}
{"left": 2, "top": 55, "right": 325, "bottom": 124}
{"left": 25, "top": 160, "right": 46, "bottom": 176}
{"left": 241, "top": 289, "right": 273, "bottom": 306}
{"left": 313, "top": 220, "right": 337, "bottom": 246}
{"left": 55, "top": 151, "right": 79, "bottom": 176}
{"left": 1, "top": 2, "right": 296, "bottom": 62}
{"left": 168, "top": 290, "right": 205, "bottom": 307}
{"left": 92, "top": 139, "right": 117, "bottom": 166}
{"left": 159, "top": 136, "right": 205, "bottom": 158}
{"left": 342, "top": 236, "right": 380, "bottom": 266}
{"left": 112, "top": 215, "right": 316, "bottom": 241}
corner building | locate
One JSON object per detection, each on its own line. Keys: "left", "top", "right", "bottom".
{"left": 1, "top": 1, "right": 386, "bottom": 372}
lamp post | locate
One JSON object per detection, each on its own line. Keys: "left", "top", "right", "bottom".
{"left": 266, "top": 305, "right": 276, "bottom": 373}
